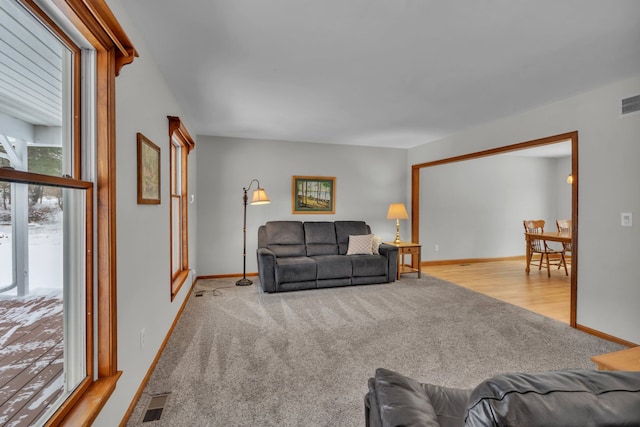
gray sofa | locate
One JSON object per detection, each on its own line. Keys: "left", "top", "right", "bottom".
{"left": 365, "top": 367, "right": 640, "bottom": 427}
{"left": 257, "top": 220, "right": 398, "bottom": 293}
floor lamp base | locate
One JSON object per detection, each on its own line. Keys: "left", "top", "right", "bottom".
{"left": 236, "top": 278, "right": 253, "bottom": 286}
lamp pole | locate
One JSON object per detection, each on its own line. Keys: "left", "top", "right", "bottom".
{"left": 236, "top": 185, "right": 252, "bottom": 286}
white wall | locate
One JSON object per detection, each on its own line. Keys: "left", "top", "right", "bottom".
{"left": 420, "top": 155, "right": 562, "bottom": 261}
{"left": 409, "top": 75, "right": 640, "bottom": 344}
{"left": 195, "top": 136, "right": 407, "bottom": 276}
{"left": 554, "top": 156, "right": 572, "bottom": 220}
{"left": 95, "top": 1, "right": 198, "bottom": 425}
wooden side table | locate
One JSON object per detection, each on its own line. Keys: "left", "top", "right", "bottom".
{"left": 385, "top": 241, "right": 421, "bottom": 280}
{"left": 590, "top": 346, "right": 640, "bottom": 371}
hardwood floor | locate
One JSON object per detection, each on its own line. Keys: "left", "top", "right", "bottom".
{"left": 423, "top": 258, "right": 571, "bottom": 324}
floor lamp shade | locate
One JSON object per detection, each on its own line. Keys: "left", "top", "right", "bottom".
{"left": 251, "top": 188, "right": 270, "bottom": 205}
{"left": 237, "top": 180, "right": 270, "bottom": 286}
{"left": 387, "top": 203, "right": 409, "bottom": 243}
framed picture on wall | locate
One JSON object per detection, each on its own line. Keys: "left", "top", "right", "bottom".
{"left": 292, "top": 176, "right": 336, "bottom": 214}
{"left": 137, "top": 133, "right": 161, "bottom": 204}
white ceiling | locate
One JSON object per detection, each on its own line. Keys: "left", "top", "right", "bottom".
{"left": 120, "top": 0, "right": 640, "bottom": 149}
{"left": 1, "top": 0, "right": 63, "bottom": 127}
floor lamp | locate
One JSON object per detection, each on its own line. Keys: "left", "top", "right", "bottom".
{"left": 236, "top": 179, "right": 270, "bottom": 286}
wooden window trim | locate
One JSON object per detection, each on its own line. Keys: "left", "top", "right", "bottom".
{"left": 11, "top": 0, "right": 138, "bottom": 425}
{"left": 168, "top": 116, "right": 195, "bottom": 153}
{"left": 168, "top": 117, "right": 194, "bottom": 300}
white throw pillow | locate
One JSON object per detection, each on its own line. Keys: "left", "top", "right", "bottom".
{"left": 347, "top": 234, "right": 374, "bottom": 255}
{"left": 372, "top": 235, "right": 383, "bottom": 254}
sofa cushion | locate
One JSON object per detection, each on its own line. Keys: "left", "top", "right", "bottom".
{"left": 351, "top": 254, "right": 387, "bottom": 277}
{"left": 275, "top": 257, "right": 317, "bottom": 284}
{"left": 335, "top": 221, "right": 371, "bottom": 254}
{"left": 424, "top": 383, "right": 473, "bottom": 427}
{"left": 346, "top": 234, "right": 374, "bottom": 255}
{"left": 312, "top": 255, "right": 352, "bottom": 279}
{"left": 465, "top": 369, "right": 640, "bottom": 427}
{"left": 304, "top": 222, "right": 339, "bottom": 256}
{"left": 370, "top": 368, "right": 441, "bottom": 427}
{"left": 265, "top": 221, "right": 306, "bottom": 257}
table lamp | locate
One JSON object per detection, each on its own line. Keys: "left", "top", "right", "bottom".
{"left": 386, "top": 203, "right": 408, "bottom": 243}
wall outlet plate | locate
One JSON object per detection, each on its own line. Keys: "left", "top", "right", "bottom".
{"left": 621, "top": 212, "right": 632, "bottom": 227}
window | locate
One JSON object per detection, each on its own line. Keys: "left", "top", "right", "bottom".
{"left": 168, "top": 117, "right": 194, "bottom": 300}
{"left": 0, "top": 0, "right": 90, "bottom": 424}
{"left": 0, "top": 0, "right": 137, "bottom": 425}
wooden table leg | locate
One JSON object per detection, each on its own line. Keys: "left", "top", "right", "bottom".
{"left": 525, "top": 234, "right": 531, "bottom": 274}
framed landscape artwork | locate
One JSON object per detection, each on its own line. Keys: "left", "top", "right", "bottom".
{"left": 137, "top": 133, "right": 161, "bottom": 204}
{"left": 292, "top": 176, "right": 336, "bottom": 214}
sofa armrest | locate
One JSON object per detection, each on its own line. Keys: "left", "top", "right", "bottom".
{"left": 257, "top": 247, "right": 277, "bottom": 292}
{"left": 365, "top": 379, "right": 381, "bottom": 427}
{"left": 378, "top": 244, "right": 398, "bottom": 282}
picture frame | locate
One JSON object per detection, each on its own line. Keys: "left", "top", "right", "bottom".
{"left": 292, "top": 176, "right": 336, "bottom": 214}
{"left": 137, "top": 133, "right": 161, "bottom": 204}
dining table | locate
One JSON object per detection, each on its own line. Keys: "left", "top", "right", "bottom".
{"left": 524, "top": 231, "right": 572, "bottom": 273}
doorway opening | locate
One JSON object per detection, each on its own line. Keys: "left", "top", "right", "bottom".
{"left": 411, "top": 131, "right": 578, "bottom": 326}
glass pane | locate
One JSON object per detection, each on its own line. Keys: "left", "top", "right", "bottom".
{"left": 0, "top": 0, "right": 73, "bottom": 177}
{"left": 28, "top": 185, "right": 63, "bottom": 292}
{"left": 171, "top": 142, "right": 182, "bottom": 195}
{"left": 0, "top": 182, "right": 86, "bottom": 426}
{"left": 171, "top": 195, "right": 181, "bottom": 276}
{"left": 170, "top": 144, "right": 176, "bottom": 193}
{"left": 0, "top": 183, "right": 14, "bottom": 291}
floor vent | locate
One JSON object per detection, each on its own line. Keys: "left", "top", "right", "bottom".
{"left": 622, "top": 94, "right": 640, "bottom": 115}
{"left": 142, "top": 393, "right": 170, "bottom": 423}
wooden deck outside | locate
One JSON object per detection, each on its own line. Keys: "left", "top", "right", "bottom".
{"left": 0, "top": 295, "right": 64, "bottom": 426}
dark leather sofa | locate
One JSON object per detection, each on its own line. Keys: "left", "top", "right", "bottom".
{"left": 365, "top": 367, "right": 640, "bottom": 427}
{"left": 257, "top": 220, "right": 398, "bottom": 293}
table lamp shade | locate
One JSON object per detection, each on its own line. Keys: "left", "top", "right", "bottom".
{"left": 387, "top": 203, "right": 408, "bottom": 220}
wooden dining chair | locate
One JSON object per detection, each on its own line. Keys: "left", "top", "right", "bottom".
{"left": 556, "top": 219, "right": 572, "bottom": 265}
{"left": 523, "top": 220, "right": 568, "bottom": 277}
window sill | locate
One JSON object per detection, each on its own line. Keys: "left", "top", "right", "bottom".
{"left": 171, "top": 270, "right": 189, "bottom": 301}
{"left": 54, "top": 372, "right": 122, "bottom": 427}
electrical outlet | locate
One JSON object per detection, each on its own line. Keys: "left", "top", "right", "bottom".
{"left": 621, "top": 212, "right": 632, "bottom": 227}
{"left": 140, "top": 328, "right": 145, "bottom": 351}
{"left": 434, "top": 244, "right": 439, "bottom": 252}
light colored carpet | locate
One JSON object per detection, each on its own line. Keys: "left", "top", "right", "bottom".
{"left": 126, "top": 275, "right": 624, "bottom": 426}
